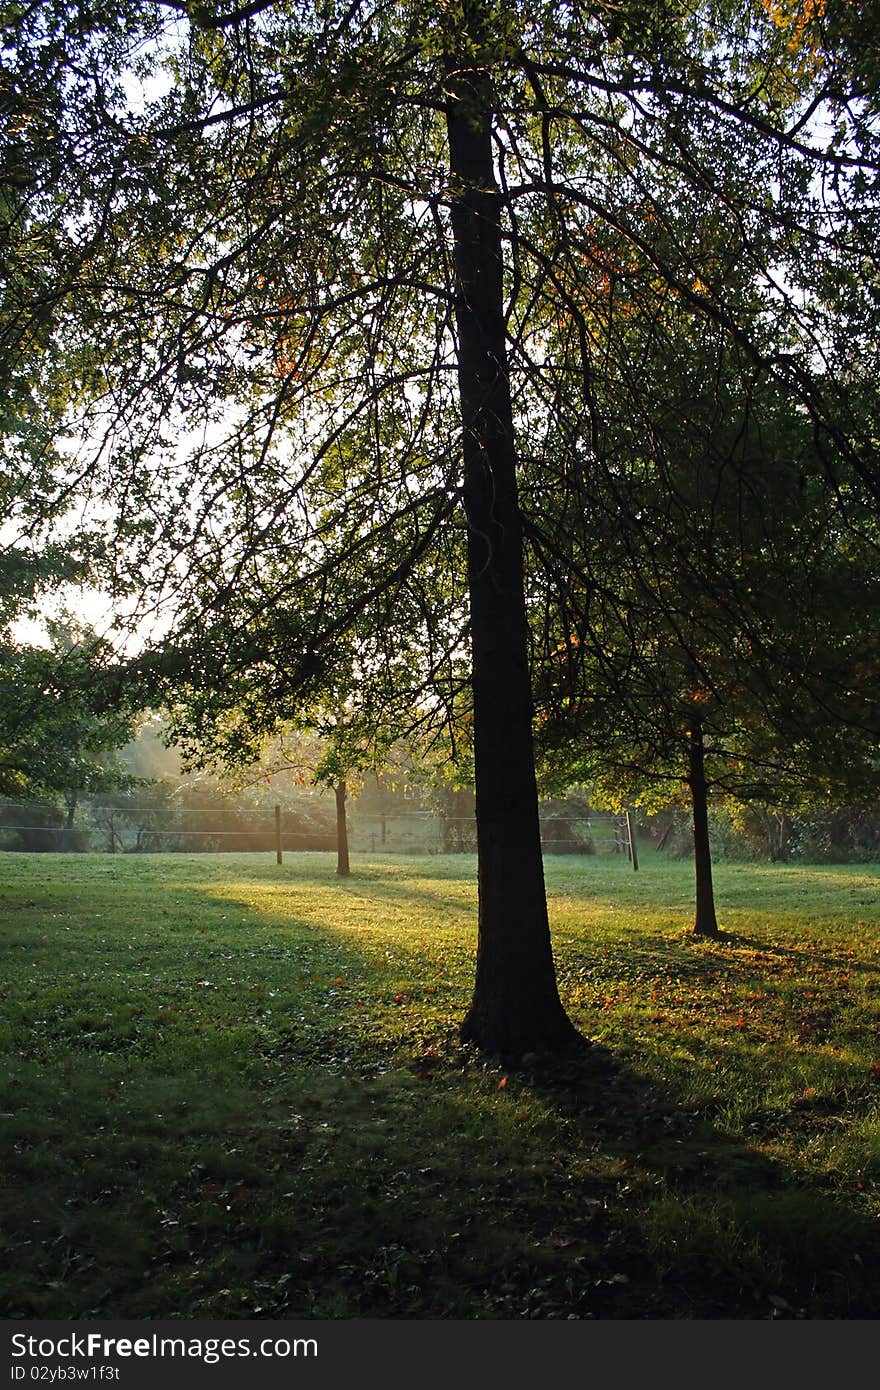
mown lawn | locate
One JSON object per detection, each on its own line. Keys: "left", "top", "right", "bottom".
{"left": 1, "top": 849, "right": 879, "bottom": 1319}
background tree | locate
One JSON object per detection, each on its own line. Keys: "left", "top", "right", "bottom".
{"left": 530, "top": 313, "right": 880, "bottom": 935}
{"left": 180, "top": 718, "right": 378, "bottom": 878}
{"left": 0, "top": 620, "right": 141, "bottom": 822}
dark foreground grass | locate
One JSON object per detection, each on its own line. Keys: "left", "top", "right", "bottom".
{"left": 1, "top": 850, "right": 879, "bottom": 1320}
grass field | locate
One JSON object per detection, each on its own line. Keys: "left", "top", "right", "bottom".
{"left": 2, "top": 849, "right": 879, "bottom": 1320}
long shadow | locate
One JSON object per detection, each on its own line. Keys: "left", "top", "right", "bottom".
{"left": 2, "top": 864, "right": 878, "bottom": 1320}
{"left": 516, "top": 1044, "right": 880, "bottom": 1318}
{"left": 717, "top": 931, "right": 880, "bottom": 979}
{"left": 555, "top": 922, "right": 880, "bottom": 986}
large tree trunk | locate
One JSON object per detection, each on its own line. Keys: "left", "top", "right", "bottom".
{"left": 335, "top": 780, "right": 350, "bottom": 878}
{"left": 445, "top": 59, "right": 582, "bottom": 1059}
{"left": 688, "top": 718, "right": 720, "bottom": 938}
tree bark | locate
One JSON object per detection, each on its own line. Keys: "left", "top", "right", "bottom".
{"left": 335, "top": 780, "right": 350, "bottom": 877}
{"left": 688, "top": 718, "right": 720, "bottom": 938}
{"left": 445, "top": 59, "right": 582, "bottom": 1059}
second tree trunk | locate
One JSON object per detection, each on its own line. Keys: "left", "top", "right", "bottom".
{"left": 688, "top": 718, "right": 720, "bottom": 938}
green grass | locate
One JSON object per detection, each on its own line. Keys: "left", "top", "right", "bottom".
{"left": 1, "top": 849, "right": 879, "bottom": 1319}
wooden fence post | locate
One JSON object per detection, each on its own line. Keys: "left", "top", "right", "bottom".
{"left": 275, "top": 805, "right": 283, "bottom": 865}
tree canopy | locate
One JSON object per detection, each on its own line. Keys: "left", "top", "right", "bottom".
{"left": 0, "top": 621, "right": 140, "bottom": 816}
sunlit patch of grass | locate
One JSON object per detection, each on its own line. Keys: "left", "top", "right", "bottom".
{"left": 1, "top": 849, "right": 879, "bottom": 1318}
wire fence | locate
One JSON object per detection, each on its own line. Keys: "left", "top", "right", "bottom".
{"left": 348, "top": 811, "right": 636, "bottom": 859}
{"left": 0, "top": 798, "right": 330, "bottom": 855}
{"left": 0, "top": 797, "right": 641, "bottom": 864}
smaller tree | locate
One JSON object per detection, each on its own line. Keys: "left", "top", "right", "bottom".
{"left": 249, "top": 726, "right": 362, "bottom": 879}
{"left": 530, "top": 350, "right": 880, "bottom": 936}
{"left": 163, "top": 695, "right": 398, "bottom": 878}
{"left": 0, "top": 621, "right": 141, "bottom": 826}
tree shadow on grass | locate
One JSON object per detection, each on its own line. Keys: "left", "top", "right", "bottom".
{"left": 2, "top": 871, "right": 878, "bottom": 1321}
{"left": 515, "top": 1043, "right": 880, "bottom": 1319}
{"left": 211, "top": 876, "right": 880, "bottom": 1318}
{"left": 715, "top": 930, "right": 880, "bottom": 979}
{"left": 554, "top": 922, "right": 880, "bottom": 996}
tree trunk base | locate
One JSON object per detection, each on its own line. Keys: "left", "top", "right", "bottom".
{"left": 693, "top": 920, "right": 721, "bottom": 939}
{"left": 459, "top": 1000, "right": 588, "bottom": 1066}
